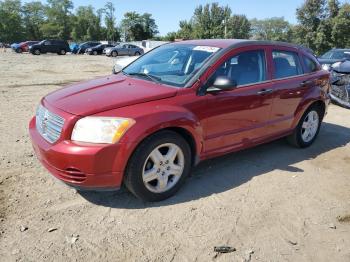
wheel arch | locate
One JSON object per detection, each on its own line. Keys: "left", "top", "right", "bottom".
{"left": 292, "top": 99, "right": 327, "bottom": 129}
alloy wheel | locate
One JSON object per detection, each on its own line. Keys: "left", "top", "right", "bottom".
{"left": 142, "top": 143, "right": 185, "bottom": 194}
{"left": 301, "top": 110, "right": 319, "bottom": 143}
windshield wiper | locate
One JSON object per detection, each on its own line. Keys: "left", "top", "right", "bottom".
{"left": 124, "top": 72, "right": 162, "bottom": 84}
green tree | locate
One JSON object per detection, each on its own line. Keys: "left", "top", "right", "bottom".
{"left": 22, "top": 1, "right": 46, "bottom": 40}
{"left": 191, "top": 3, "right": 231, "bottom": 39}
{"left": 226, "top": 15, "right": 250, "bottom": 39}
{"left": 0, "top": 0, "right": 24, "bottom": 43}
{"left": 71, "top": 6, "right": 102, "bottom": 41}
{"left": 41, "top": 0, "right": 73, "bottom": 39}
{"left": 250, "top": 17, "right": 293, "bottom": 42}
{"left": 176, "top": 20, "right": 194, "bottom": 39}
{"left": 332, "top": 3, "right": 350, "bottom": 48}
{"left": 141, "top": 13, "right": 158, "bottom": 39}
{"left": 328, "top": 0, "right": 340, "bottom": 18}
{"left": 121, "top": 12, "right": 158, "bottom": 41}
{"left": 295, "top": 0, "right": 327, "bottom": 51}
{"left": 104, "top": 1, "right": 119, "bottom": 41}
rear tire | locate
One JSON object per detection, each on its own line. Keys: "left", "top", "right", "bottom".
{"left": 59, "top": 49, "right": 66, "bottom": 55}
{"left": 287, "top": 105, "right": 323, "bottom": 148}
{"left": 16, "top": 48, "right": 22, "bottom": 53}
{"left": 111, "top": 51, "right": 118, "bottom": 57}
{"left": 93, "top": 50, "right": 98, "bottom": 55}
{"left": 124, "top": 131, "right": 192, "bottom": 202}
{"left": 135, "top": 51, "right": 141, "bottom": 56}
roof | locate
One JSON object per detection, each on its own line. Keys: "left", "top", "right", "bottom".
{"left": 174, "top": 39, "right": 305, "bottom": 50}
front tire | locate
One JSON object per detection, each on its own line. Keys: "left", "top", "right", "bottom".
{"left": 287, "top": 105, "right": 323, "bottom": 148}
{"left": 124, "top": 131, "right": 192, "bottom": 202}
{"left": 111, "top": 51, "right": 118, "bottom": 57}
{"left": 33, "top": 49, "right": 40, "bottom": 55}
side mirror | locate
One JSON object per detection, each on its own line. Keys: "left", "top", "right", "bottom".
{"left": 207, "top": 76, "right": 237, "bottom": 93}
{"left": 112, "top": 65, "right": 123, "bottom": 74}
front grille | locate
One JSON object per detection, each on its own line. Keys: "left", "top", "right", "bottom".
{"left": 36, "top": 104, "right": 65, "bottom": 143}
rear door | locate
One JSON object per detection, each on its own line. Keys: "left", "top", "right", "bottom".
{"left": 120, "top": 45, "right": 129, "bottom": 55}
{"left": 267, "top": 47, "right": 316, "bottom": 133}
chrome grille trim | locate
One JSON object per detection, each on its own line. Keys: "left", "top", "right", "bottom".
{"left": 36, "top": 105, "right": 65, "bottom": 143}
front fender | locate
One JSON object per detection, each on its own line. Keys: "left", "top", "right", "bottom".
{"left": 94, "top": 103, "right": 204, "bottom": 172}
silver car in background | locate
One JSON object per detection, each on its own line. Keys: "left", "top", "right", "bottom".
{"left": 105, "top": 44, "right": 144, "bottom": 57}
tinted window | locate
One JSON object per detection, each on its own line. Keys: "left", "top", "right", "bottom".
{"left": 210, "top": 50, "right": 266, "bottom": 87}
{"left": 273, "top": 51, "right": 303, "bottom": 79}
{"left": 303, "top": 56, "right": 318, "bottom": 73}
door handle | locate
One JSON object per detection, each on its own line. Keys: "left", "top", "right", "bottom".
{"left": 257, "top": 89, "right": 274, "bottom": 95}
{"left": 300, "top": 80, "right": 313, "bottom": 87}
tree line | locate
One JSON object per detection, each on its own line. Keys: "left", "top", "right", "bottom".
{"left": 0, "top": 0, "right": 158, "bottom": 43}
{"left": 160, "top": 0, "right": 350, "bottom": 55}
{"left": 1, "top": 0, "right": 350, "bottom": 54}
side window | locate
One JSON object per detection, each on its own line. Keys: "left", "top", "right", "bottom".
{"left": 210, "top": 50, "right": 267, "bottom": 87}
{"left": 44, "top": 41, "right": 51, "bottom": 45}
{"left": 273, "top": 51, "right": 303, "bottom": 79}
{"left": 303, "top": 55, "right": 318, "bottom": 73}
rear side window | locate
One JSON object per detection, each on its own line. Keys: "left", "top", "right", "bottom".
{"left": 303, "top": 55, "right": 318, "bottom": 73}
{"left": 273, "top": 51, "right": 303, "bottom": 79}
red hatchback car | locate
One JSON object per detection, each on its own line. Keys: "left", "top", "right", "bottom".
{"left": 29, "top": 40, "right": 330, "bottom": 201}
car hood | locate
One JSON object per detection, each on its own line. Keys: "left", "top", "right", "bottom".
{"left": 44, "top": 74, "right": 177, "bottom": 116}
{"left": 318, "top": 58, "right": 344, "bottom": 64}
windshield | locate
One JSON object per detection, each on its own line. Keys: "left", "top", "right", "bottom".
{"left": 123, "top": 44, "right": 220, "bottom": 87}
{"left": 321, "top": 50, "right": 350, "bottom": 60}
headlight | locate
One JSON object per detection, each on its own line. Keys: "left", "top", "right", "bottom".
{"left": 71, "top": 117, "right": 135, "bottom": 144}
{"left": 322, "top": 64, "right": 331, "bottom": 71}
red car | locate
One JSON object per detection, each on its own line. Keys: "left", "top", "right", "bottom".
{"left": 29, "top": 40, "right": 330, "bottom": 201}
{"left": 14, "top": 41, "right": 39, "bottom": 53}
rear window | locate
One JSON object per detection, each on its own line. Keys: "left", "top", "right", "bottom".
{"left": 303, "top": 55, "right": 318, "bottom": 73}
{"left": 272, "top": 51, "right": 303, "bottom": 79}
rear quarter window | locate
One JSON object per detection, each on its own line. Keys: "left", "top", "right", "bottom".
{"left": 303, "top": 55, "right": 319, "bottom": 73}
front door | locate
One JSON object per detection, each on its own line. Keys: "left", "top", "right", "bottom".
{"left": 202, "top": 48, "right": 274, "bottom": 155}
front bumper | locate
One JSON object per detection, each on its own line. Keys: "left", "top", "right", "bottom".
{"left": 29, "top": 117, "right": 128, "bottom": 190}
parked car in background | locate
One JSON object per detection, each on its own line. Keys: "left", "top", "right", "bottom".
{"left": 29, "top": 40, "right": 330, "bottom": 201}
{"left": 112, "top": 56, "right": 138, "bottom": 74}
{"left": 70, "top": 43, "right": 80, "bottom": 54}
{"left": 29, "top": 40, "right": 70, "bottom": 55}
{"left": 330, "top": 60, "right": 350, "bottom": 108}
{"left": 10, "top": 42, "right": 20, "bottom": 50}
{"left": 86, "top": 44, "right": 115, "bottom": 55}
{"left": 318, "top": 48, "right": 350, "bottom": 70}
{"left": 105, "top": 44, "right": 144, "bottom": 57}
{"left": 75, "top": 41, "right": 100, "bottom": 54}
{"left": 13, "top": 41, "right": 39, "bottom": 53}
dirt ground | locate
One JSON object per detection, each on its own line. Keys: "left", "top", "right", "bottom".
{"left": 0, "top": 51, "right": 349, "bottom": 262}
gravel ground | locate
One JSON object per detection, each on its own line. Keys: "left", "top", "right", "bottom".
{"left": 0, "top": 51, "right": 349, "bottom": 262}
